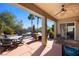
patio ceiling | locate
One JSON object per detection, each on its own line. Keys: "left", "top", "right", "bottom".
{"left": 34, "top": 3, "right": 79, "bottom": 20}
{"left": 10, "top": 3, "right": 79, "bottom": 21}
{"left": 10, "top": 3, "right": 57, "bottom": 21}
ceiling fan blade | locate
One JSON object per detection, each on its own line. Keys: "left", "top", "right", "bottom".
{"left": 55, "top": 3, "right": 67, "bottom": 16}
{"left": 55, "top": 10, "right": 62, "bottom": 16}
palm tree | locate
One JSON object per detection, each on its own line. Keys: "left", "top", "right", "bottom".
{"left": 35, "top": 16, "right": 40, "bottom": 33}
{"left": 28, "top": 14, "right": 35, "bottom": 33}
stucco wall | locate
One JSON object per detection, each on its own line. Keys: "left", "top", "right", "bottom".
{"left": 75, "top": 21, "right": 79, "bottom": 40}
{"left": 56, "top": 16, "right": 79, "bottom": 40}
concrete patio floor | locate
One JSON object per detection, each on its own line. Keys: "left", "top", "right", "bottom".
{"left": 0, "top": 39, "right": 62, "bottom": 56}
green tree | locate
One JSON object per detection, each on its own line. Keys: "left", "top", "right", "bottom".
{"left": 3, "top": 26, "right": 14, "bottom": 35}
{"left": 47, "top": 25, "right": 55, "bottom": 39}
{"left": 0, "top": 20, "right": 2, "bottom": 35}
{"left": 0, "top": 12, "right": 23, "bottom": 35}
{"left": 14, "top": 20, "right": 23, "bottom": 34}
{"left": 0, "top": 12, "right": 15, "bottom": 34}
{"left": 0, "top": 12, "right": 16, "bottom": 28}
{"left": 38, "top": 27, "right": 42, "bottom": 32}
{"left": 0, "top": 18, "right": 3, "bottom": 31}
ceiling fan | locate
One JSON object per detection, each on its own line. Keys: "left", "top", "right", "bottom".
{"left": 55, "top": 4, "right": 67, "bottom": 16}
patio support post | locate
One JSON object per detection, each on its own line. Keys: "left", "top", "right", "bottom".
{"left": 54, "top": 21, "right": 57, "bottom": 39}
{"left": 42, "top": 17, "right": 47, "bottom": 46}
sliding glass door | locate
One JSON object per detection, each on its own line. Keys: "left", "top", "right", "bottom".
{"left": 60, "top": 23, "right": 75, "bottom": 40}
{"left": 60, "top": 24, "right": 67, "bottom": 39}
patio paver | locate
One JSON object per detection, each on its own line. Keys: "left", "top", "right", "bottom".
{"left": 0, "top": 39, "right": 62, "bottom": 56}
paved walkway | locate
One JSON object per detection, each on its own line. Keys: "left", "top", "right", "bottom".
{"left": 0, "top": 39, "right": 62, "bottom": 56}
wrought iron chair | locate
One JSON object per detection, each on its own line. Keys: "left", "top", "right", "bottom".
{"left": 1, "top": 38, "right": 13, "bottom": 47}
{"left": 16, "top": 35, "right": 26, "bottom": 44}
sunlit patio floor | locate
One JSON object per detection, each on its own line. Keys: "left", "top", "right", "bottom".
{"left": 0, "top": 39, "right": 62, "bottom": 56}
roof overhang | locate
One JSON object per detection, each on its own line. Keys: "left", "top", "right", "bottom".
{"left": 10, "top": 3, "right": 57, "bottom": 22}
{"left": 10, "top": 3, "right": 79, "bottom": 21}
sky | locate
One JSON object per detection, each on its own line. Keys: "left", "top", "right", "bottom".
{"left": 0, "top": 3, "right": 54, "bottom": 29}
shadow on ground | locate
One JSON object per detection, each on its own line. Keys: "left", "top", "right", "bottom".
{"left": 43, "top": 40, "right": 62, "bottom": 56}
{"left": 26, "top": 40, "right": 41, "bottom": 45}
{"left": 31, "top": 40, "right": 62, "bottom": 56}
{"left": 31, "top": 45, "right": 45, "bottom": 56}
{"left": 0, "top": 45, "right": 20, "bottom": 55}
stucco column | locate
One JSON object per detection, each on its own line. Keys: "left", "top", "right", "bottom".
{"left": 42, "top": 17, "right": 47, "bottom": 46}
{"left": 54, "top": 21, "right": 57, "bottom": 39}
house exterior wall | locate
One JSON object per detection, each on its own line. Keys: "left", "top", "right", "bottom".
{"left": 56, "top": 16, "right": 79, "bottom": 40}
{"left": 75, "top": 20, "right": 79, "bottom": 40}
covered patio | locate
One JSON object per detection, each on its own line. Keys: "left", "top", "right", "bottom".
{"left": 10, "top": 3, "right": 79, "bottom": 45}
{"left": 0, "top": 3, "right": 79, "bottom": 56}
{"left": 10, "top": 3, "right": 57, "bottom": 46}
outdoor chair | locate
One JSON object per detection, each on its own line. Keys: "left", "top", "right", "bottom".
{"left": 16, "top": 37, "right": 23, "bottom": 44}
{"left": 38, "top": 36, "right": 42, "bottom": 41}
{"left": 55, "top": 34, "right": 65, "bottom": 44}
{"left": 15, "top": 35, "right": 25, "bottom": 44}
{"left": 1, "top": 38, "right": 13, "bottom": 47}
{"left": 62, "top": 45, "right": 79, "bottom": 56}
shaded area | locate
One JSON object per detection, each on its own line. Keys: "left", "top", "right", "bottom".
{"left": 44, "top": 40, "right": 62, "bottom": 56}
{"left": 0, "top": 46, "right": 6, "bottom": 54}
{"left": 31, "top": 45, "right": 45, "bottom": 56}
{"left": 4, "top": 44, "right": 32, "bottom": 56}
{"left": 55, "top": 39, "right": 79, "bottom": 47}
{"left": 0, "top": 44, "right": 19, "bottom": 55}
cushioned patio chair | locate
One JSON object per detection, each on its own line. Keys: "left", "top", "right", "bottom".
{"left": 62, "top": 45, "right": 79, "bottom": 56}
